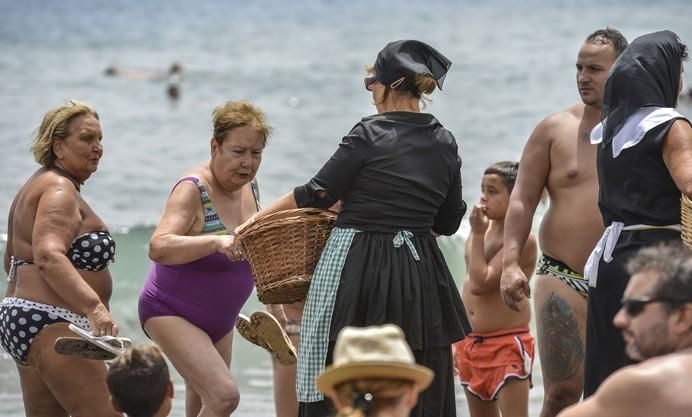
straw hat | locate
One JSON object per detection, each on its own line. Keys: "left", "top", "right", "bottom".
{"left": 315, "top": 324, "right": 434, "bottom": 395}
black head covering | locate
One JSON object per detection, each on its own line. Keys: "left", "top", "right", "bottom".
{"left": 373, "top": 40, "right": 452, "bottom": 92}
{"left": 601, "top": 30, "right": 684, "bottom": 143}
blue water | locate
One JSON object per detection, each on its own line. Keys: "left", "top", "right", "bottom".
{"left": 1, "top": 0, "right": 691, "bottom": 415}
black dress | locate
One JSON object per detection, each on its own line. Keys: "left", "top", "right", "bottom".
{"left": 585, "top": 117, "right": 689, "bottom": 396}
{"left": 294, "top": 111, "right": 470, "bottom": 417}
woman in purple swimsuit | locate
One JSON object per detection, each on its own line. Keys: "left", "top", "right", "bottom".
{"left": 1, "top": 100, "right": 120, "bottom": 416}
{"left": 138, "top": 100, "right": 270, "bottom": 417}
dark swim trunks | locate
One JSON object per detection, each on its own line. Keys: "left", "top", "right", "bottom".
{"left": 536, "top": 254, "right": 588, "bottom": 297}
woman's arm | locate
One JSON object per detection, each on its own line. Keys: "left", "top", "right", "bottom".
{"left": 3, "top": 197, "right": 16, "bottom": 297}
{"left": 33, "top": 181, "right": 117, "bottom": 335}
{"left": 149, "top": 181, "right": 234, "bottom": 265}
{"left": 662, "top": 119, "right": 692, "bottom": 198}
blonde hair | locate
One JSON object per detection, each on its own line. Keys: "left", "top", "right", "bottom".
{"left": 31, "top": 100, "right": 99, "bottom": 167}
{"left": 334, "top": 378, "right": 413, "bottom": 417}
{"left": 212, "top": 100, "right": 272, "bottom": 146}
{"left": 365, "top": 66, "right": 436, "bottom": 106}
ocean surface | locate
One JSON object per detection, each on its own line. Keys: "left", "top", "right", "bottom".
{"left": 1, "top": 0, "right": 691, "bottom": 415}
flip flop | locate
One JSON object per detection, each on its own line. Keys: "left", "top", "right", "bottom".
{"left": 66, "top": 323, "right": 131, "bottom": 357}
{"left": 54, "top": 337, "right": 120, "bottom": 360}
{"left": 236, "top": 314, "right": 272, "bottom": 352}
{"left": 251, "top": 311, "right": 297, "bottom": 366}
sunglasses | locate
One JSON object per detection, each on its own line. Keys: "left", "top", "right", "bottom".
{"left": 364, "top": 76, "right": 378, "bottom": 90}
{"left": 620, "top": 296, "right": 690, "bottom": 317}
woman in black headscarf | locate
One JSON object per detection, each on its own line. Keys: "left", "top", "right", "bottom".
{"left": 583, "top": 30, "right": 692, "bottom": 397}
{"left": 237, "top": 40, "right": 470, "bottom": 416}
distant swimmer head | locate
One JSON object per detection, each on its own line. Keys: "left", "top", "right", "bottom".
{"left": 167, "top": 83, "right": 180, "bottom": 100}
{"left": 372, "top": 40, "right": 451, "bottom": 96}
{"left": 169, "top": 62, "right": 183, "bottom": 75}
{"left": 104, "top": 65, "right": 119, "bottom": 76}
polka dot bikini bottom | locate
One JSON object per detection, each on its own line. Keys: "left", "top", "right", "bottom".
{"left": 0, "top": 297, "right": 91, "bottom": 364}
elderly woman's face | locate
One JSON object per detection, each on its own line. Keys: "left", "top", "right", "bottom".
{"left": 211, "top": 124, "right": 265, "bottom": 190}
{"left": 54, "top": 114, "right": 103, "bottom": 178}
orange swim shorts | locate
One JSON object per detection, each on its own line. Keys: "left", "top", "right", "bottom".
{"left": 453, "top": 326, "right": 534, "bottom": 401}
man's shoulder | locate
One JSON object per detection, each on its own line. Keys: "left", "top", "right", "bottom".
{"left": 539, "top": 104, "right": 584, "bottom": 128}
{"left": 528, "top": 103, "right": 583, "bottom": 144}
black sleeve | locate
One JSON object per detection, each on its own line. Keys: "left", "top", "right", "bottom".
{"left": 294, "top": 123, "right": 371, "bottom": 209}
{"left": 432, "top": 154, "right": 466, "bottom": 235}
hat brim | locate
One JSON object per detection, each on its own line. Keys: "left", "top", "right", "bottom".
{"left": 316, "top": 362, "right": 434, "bottom": 395}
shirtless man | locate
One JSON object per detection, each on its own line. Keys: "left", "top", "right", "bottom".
{"left": 558, "top": 242, "right": 692, "bottom": 417}
{"left": 500, "top": 29, "right": 628, "bottom": 417}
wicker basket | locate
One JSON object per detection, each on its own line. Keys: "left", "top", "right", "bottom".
{"left": 682, "top": 194, "right": 692, "bottom": 249}
{"left": 237, "top": 208, "right": 337, "bottom": 304}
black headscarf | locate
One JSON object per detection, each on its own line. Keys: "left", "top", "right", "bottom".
{"left": 601, "top": 30, "right": 684, "bottom": 144}
{"left": 373, "top": 40, "right": 452, "bottom": 92}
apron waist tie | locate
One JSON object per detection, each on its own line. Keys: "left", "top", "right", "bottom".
{"left": 584, "top": 223, "right": 681, "bottom": 288}
{"left": 393, "top": 230, "right": 421, "bottom": 261}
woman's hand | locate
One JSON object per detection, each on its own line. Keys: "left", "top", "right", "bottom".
{"left": 87, "top": 303, "right": 118, "bottom": 336}
{"left": 216, "top": 234, "right": 244, "bottom": 261}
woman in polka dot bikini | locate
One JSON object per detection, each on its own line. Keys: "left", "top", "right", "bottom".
{"left": 0, "top": 100, "right": 120, "bottom": 416}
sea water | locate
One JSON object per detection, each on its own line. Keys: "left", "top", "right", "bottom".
{"left": 1, "top": 0, "right": 691, "bottom": 415}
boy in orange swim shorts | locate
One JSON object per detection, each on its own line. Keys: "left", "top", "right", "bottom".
{"left": 454, "top": 161, "right": 537, "bottom": 417}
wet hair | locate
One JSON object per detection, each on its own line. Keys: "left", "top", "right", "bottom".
{"left": 586, "top": 28, "right": 629, "bottom": 56}
{"left": 334, "top": 378, "right": 413, "bottom": 417}
{"left": 106, "top": 344, "right": 170, "bottom": 417}
{"left": 483, "top": 161, "right": 519, "bottom": 194}
{"left": 626, "top": 242, "right": 692, "bottom": 313}
{"left": 211, "top": 100, "right": 272, "bottom": 146}
{"left": 31, "top": 100, "right": 99, "bottom": 167}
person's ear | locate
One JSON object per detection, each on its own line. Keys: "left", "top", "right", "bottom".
{"left": 110, "top": 397, "right": 123, "bottom": 413}
{"left": 53, "top": 139, "right": 64, "bottom": 161}
{"left": 672, "top": 304, "right": 692, "bottom": 334}
{"left": 403, "top": 386, "right": 419, "bottom": 408}
{"left": 210, "top": 137, "right": 219, "bottom": 156}
{"left": 167, "top": 379, "right": 174, "bottom": 398}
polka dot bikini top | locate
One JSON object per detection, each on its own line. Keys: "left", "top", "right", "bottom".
{"left": 67, "top": 231, "right": 116, "bottom": 271}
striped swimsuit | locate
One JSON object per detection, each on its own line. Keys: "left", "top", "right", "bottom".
{"left": 138, "top": 176, "right": 259, "bottom": 342}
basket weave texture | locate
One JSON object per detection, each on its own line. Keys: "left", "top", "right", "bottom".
{"left": 237, "top": 208, "right": 336, "bottom": 304}
{"left": 682, "top": 195, "right": 692, "bottom": 249}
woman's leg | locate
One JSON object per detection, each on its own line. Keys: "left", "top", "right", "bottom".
{"left": 145, "top": 317, "right": 239, "bottom": 417}
{"left": 25, "top": 322, "right": 120, "bottom": 417}
{"left": 17, "top": 364, "right": 68, "bottom": 417}
{"left": 184, "top": 331, "right": 233, "bottom": 417}
{"left": 272, "top": 301, "right": 304, "bottom": 417}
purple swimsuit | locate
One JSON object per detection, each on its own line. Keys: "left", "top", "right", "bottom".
{"left": 138, "top": 177, "right": 257, "bottom": 342}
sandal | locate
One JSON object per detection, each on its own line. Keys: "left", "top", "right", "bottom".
{"left": 55, "top": 337, "right": 121, "bottom": 360}
{"left": 236, "top": 314, "right": 272, "bottom": 352}
{"left": 59, "top": 324, "right": 131, "bottom": 359}
{"left": 251, "top": 311, "right": 297, "bottom": 366}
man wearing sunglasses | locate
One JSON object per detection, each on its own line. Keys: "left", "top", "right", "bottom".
{"left": 558, "top": 242, "right": 692, "bottom": 417}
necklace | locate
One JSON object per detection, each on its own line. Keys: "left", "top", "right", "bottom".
{"left": 51, "top": 164, "right": 83, "bottom": 190}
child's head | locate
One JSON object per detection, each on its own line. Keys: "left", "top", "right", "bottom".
{"left": 106, "top": 344, "right": 173, "bottom": 417}
{"left": 481, "top": 161, "right": 519, "bottom": 220}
